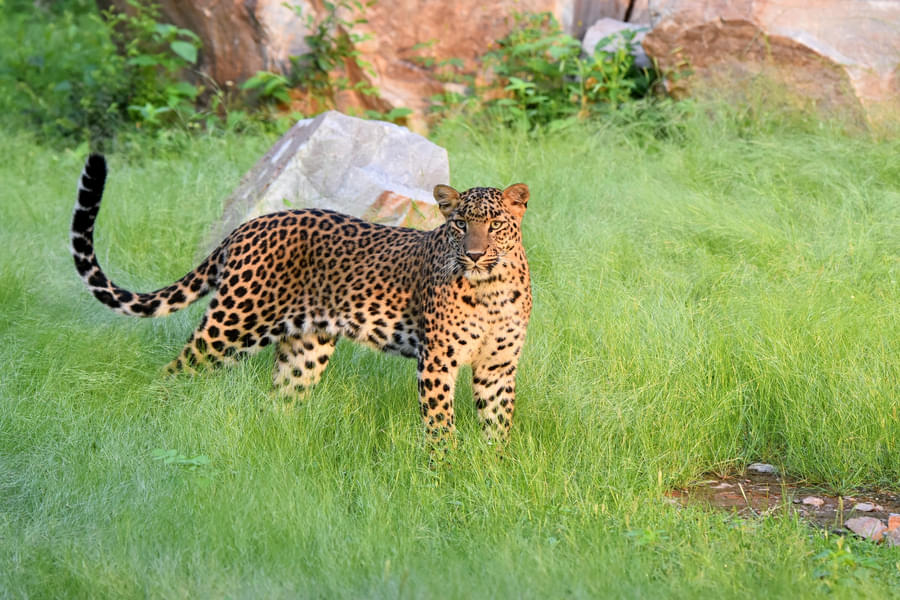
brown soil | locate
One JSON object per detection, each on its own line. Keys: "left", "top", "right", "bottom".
{"left": 667, "top": 471, "right": 900, "bottom": 531}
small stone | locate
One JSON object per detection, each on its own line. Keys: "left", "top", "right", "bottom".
{"left": 886, "top": 528, "right": 900, "bottom": 547}
{"left": 888, "top": 514, "right": 900, "bottom": 531}
{"left": 748, "top": 463, "right": 777, "bottom": 474}
{"left": 846, "top": 517, "right": 887, "bottom": 542}
{"left": 802, "top": 496, "right": 825, "bottom": 508}
{"left": 853, "top": 502, "right": 875, "bottom": 512}
{"left": 712, "top": 482, "right": 734, "bottom": 489}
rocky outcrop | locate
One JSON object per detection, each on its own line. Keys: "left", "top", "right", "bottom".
{"left": 100, "top": 0, "right": 645, "bottom": 130}
{"left": 642, "top": 0, "right": 900, "bottom": 124}
{"left": 207, "top": 111, "right": 447, "bottom": 250}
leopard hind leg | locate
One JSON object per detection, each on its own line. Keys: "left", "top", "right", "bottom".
{"left": 164, "top": 304, "right": 278, "bottom": 375}
{"left": 272, "top": 332, "right": 337, "bottom": 408}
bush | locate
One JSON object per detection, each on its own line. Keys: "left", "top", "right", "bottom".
{"left": 434, "top": 12, "right": 659, "bottom": 131}
{"left": 0, "top": 0, "right": 206, "bottom": 147}
{"left": 0, "top": 0, "right": 131, "bottom": 142}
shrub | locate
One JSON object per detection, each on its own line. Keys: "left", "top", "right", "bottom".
{"left": 0, "top": 0, "right": 130, "bottom": 142}
{"left": 450, "top": 12, "right": 658, "bottom": 130}
{"left": 0, "top": 0, "right": 206, "bottom": 146}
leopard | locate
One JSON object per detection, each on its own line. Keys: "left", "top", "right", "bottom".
{"left": 70, "top": 154, "right": 532, "bottom": 444}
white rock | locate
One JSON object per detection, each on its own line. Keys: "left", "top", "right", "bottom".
{"left": 853, "top": 502, "right": 875, "bottom": 512}
{"left": 747, "top": 463, "right": 777, "bottom": 474}
{"left": 845, "top": 517, "right": 887, "bottom": 542}
{"left": 207, "top": 111, "right": 448, "bottom": 249}
{"left": 802, "top": 496, "right": 824, "bottom": 508}
{"left": 581, "top": 18, "right": 650, "bottom": 68}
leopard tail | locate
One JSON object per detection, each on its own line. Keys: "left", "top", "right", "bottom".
{"left": 70, "top": 154, "right": 225, "bottom": 318}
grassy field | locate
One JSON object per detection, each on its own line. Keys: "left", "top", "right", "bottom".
{"left": 2, "top": 105, "right": 899, "bottom": 597}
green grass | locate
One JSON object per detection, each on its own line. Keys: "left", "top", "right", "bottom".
{"left": 2, "top": 106, "right": 899, "bottom": 597}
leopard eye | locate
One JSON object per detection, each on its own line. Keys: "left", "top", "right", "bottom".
{"left": 453, "top": 219, "right": 466, "bottom": 230}
{"left": 489, "top": 221, "right": 504, "bottom": 231}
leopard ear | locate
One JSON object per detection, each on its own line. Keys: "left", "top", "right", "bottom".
{"left": 434, "top": 184, "right": 460, "bottom": 218}
{"left": 502, "top": 183, "right": 529, "bottom": 218}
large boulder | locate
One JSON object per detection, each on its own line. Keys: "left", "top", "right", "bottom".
{"left": 207, "top": 111, "right": 447, "bottom": 250}
{"left": 100, "top": 0, "right": 646, "bottom": 130}
{"left": 642, "top": 0, "right": 900, "bottom": 124}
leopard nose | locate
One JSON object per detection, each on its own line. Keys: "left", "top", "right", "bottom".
{"left": 466, "top": 251, "right": 484, "bottom": 262}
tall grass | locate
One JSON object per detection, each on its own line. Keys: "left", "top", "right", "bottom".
{"left": 1, "top": 104, "right": 899, "bottom": 597}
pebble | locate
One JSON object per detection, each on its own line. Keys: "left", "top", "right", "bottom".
{"left": 853, "top": 502, "right": 875, "bottom": 512}
{"left": 846, "top": 517, "right": 887, "bottom": 542}
{"left": 748, "top": 463, "right": 777, "bottom": 474}
{"left": 889, "top": 514, "right": 900, "bottom": 531}
{"left": 802, "top": 496, "right": 824, "bottom": 507}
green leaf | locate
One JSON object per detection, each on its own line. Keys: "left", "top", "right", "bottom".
{"left": 167, "top": 80, "right": 199, "bottom": 100}
{"left": 127, "top": 54, "right": 160, "bottom": 67}
{"left": 385, "top": 107, "right": 413, "bottom": 120}
{"left": 170, "top": 40, "right": 198, "bottom": 64}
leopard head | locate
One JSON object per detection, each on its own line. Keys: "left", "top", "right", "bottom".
{"left": 433, "top": 183, "right": 529, "bottom": 282}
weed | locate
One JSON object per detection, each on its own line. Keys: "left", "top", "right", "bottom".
{"left": 813, "top": 536, "right": 881, "bottom": 592}
{"left": 104, "top": 0, "right": 203, "bottom": 131}
{"left": 478, "top": 12, "right": 657, "bottom": 129}
{"left": 242, "top": 0, "right": 412, "bottom": 124}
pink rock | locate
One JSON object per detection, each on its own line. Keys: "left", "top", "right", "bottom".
{"left": 642, "top": 0, "right": 900, "bottom": 126}
{"left": 853, "top": 502, "right": 875, "bottom": 512}
{"left": 888, "top": 514, "right": 900, "bottom": 532}
{"left": 845, "top": 517, "right": 887, "bottom": 542}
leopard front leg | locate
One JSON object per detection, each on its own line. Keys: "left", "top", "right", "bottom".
{"left": 472, "top": 358, "right": 520, "bottom": 444}
{"left": 273, "top": 333, "right": 337, "bottom": 407}
{"left": 416, "top": 351, "right": 459, "bottom": 445}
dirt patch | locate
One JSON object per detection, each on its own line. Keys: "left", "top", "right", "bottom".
{"left": 667, "top": 470, "right": 900, "bottom": 532}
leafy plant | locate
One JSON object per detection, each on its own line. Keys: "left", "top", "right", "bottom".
{"left": 103, "top": 0, "right": 203, "bottom": 130}
{"left": 479, "top": 12, "right": 657, "bottom": 129}
{"left": 812, "top": 536, "right": 879, "bottom": 591}
{"left": 241, "top": 0, "right": 411, "bottom": 124}
{"left": 0, "top": 0, "right": 210, "bottom": 144}
{"left": 242, "top": 0, "right": 376, "bottom": 109}
{"left": 288, "top": 0, "right": 378, "bottom": 103}
{"left": 0, "top": 0, "right": 131, "bottom": 142}
{"left": 241, "top": 71, "right": 292, "bottom": 105}
{"left": 364, "top": 107, "right": 413, "bottom": 122}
